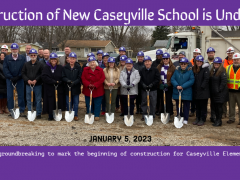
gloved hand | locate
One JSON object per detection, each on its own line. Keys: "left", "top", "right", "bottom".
{"left": 142, "top": 83, "right": 147, "bottom": 90}
{"left": 159, "top": 84, "right": 164, "bottom": 90}
{"left": 123, "top": 84, "right": 129, "bottom": 88}
{"left": 148, "top": 83, "right": 153, "bottom": 90}
{"left": 163, "top": 84, "right": 168, "bottom": 88}
{"left": 11, "top": 76, "right": 20, "bottom": 84}
{"left": 67, "top": 80, "right": 72, "bottom": 85}
{"left": 69, "top": 81, "right": 76, "bottom": 87}
{"left": 58, "top": 81, "right": 62, "bottom": 85}
{"left": 54, "top": 81, "right": 59, "bottom": 86}
{"left": 128, "top": 84, "right": 134, "bottom": 88}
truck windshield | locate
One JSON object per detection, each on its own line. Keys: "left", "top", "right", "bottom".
{"left": 166, "top": 37, "right": 171, "bottom": 49}
{"left": 174, "top": 37, "right": 188, "bottom": 51}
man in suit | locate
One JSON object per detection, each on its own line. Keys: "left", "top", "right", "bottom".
{"left": 59, "top": 46, "right": 71, "bottom": 66}
{"left": 22, "top": 44, "right": 32, "bottom": 62}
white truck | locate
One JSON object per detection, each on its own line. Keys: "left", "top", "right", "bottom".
{"left": 143, "top": 26, "right": 240, "bottom": 62}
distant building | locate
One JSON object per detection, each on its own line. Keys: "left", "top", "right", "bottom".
{"left": 59, "top": 40, "right": 116, "bottom": 57}
{"left": 37, "top": 42, "right": 59, "bottom": 52}
{"left": 153, "top": 40, "right": 168, "bottom": 49}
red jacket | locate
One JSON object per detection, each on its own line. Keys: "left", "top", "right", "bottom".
{"left": 81, "top": 66, "right": 105, "bottom": 97}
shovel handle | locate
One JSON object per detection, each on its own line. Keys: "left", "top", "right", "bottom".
{"left": 90, "top": 91, "right": 92, "bottom": 106}
{"left": 179, "top": 94, "right": 181, "bottom": 107}
{"left": 128, "top": 94, "right": 130, "bottom": 107}
{"left": 69, "top": 90, "right": 71, "bottom": 103}
{"left": 13, "top": 88, "right": 16, "bottom": 101}
{"left": 55, "top": 89, "right": 58, "bottom": 102}
{"left": 31, "top": 90, "right": 33, "bottom": 102}
{"left": 163, "top": 91, "right": 166, "bottom": 105}
{"left": 147, "top": 95, "right": 149, "bottom": 107}
{"left": 109, "top": 92, "right": 111, "bottom": 105}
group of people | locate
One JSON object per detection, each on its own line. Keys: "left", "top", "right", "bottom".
{"left": 0, "top": 43, "right": 239, "bottom": 128}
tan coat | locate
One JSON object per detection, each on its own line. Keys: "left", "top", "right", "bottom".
{"left": 103, "top": 68, "right": 120, "bottom": 89}
{"left": 157, "top": 60, "right": 176, "bottom": 87}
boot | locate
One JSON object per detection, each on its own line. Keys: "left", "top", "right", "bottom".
{"left": 213, "top": 119, "right": 222, "bottom": 127}
{"left": 197, "top": 118, "right": 205, "bottom": 126}
{"left": 210, "top": 117, "right": 216, "bottom": 123}
{"left": 189, "top": 112, "right": 195, "bottom": 117}
{"left": 0, "top": 99, "right": 3, "bottom": 114}
{"left": 193, "top": 117, "right": 200, "bottom": 125}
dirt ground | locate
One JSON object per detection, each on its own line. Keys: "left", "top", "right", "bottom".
{"left": 0, "top": 94, "right": 239, "bottom": 146}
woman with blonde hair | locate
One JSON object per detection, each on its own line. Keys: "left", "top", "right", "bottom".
{"left": 104, "top": 57, "right": 120, "bottom": 116}
{"left": 42, "top": 53, "right": 66, "bottom": 120}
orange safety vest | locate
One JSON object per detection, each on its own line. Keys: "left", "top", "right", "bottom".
{"left": 226, "top": 65, "right": 240, "bottom": 90}
{"left": 190, "top": 58, "right": 194, "bottom": 66}
{"left": 223, "top": 59, "right": 233, "bottom": 68}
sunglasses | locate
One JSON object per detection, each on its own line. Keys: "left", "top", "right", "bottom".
{"left": 180, "top": 63, "right": 187, "bottom": 65}
{"left": 30, "top": 55, "right": 37, "bottom": 57}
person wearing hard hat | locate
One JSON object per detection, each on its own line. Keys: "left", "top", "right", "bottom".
{"left": 152, "top": 49, "right": 163, "bottom": 68}
{"left": 134, "top": 51, "right": 145, "bottom": 114}
{"left": 119, "top": 58, "right": 140, "bottom": 119}
{"left": 0, "top": 52, "right": 8, "bottom": 114}
{"left": 226, "top": 53, "right": 240, "bottom": 127}
{"left": 1, "top": 45, "right": 8, "bottom": 54}
{"left": 190, "top": 48, "right": 201, "bottom": 66}
{"left": 209, "top": 57, "right": 228, "bottom": 127}
{"left": 82, "top": 56, "right": 105, "bottom": 121}
{"left": 139, "top": 56, "right": 160, "bottom": 121}
{"left": 62, "top": 52, "right": 82, "bottom": 121}
{"left": 41, "top": 53, "right": 66, "bottom": 120}
{"left": 205, "top": 47, "right": 216, "bottom": 123}
{"left": 118, "top": 55, "right": 128, "bottom": 116}
{"left": 171, "top": 57, "right": 195, "bottom": 124}
{"left": 189, "top": 49, "right": 201, "bottom": 117}
{"left": 82, "top": 52, "right": 97, "bottom": 70}
{"left": 96, "top": 50, "right": 103, "bottom": 67}
{"left": 115, "top": 47, "right": 127, "bottom": 66}
{"left": 157, "top": 52, "right": 175, "bottom": 121}
{"left": 22, "top": 49, "right": 44, "bottom": 119}
{"left": 103, "top": 57, "right": 120, "bottom": 116}
{"left": 3, "top": 43, "right": 27, "bottom": 118}
{"left": 222, "top": 47, "right": 234, "bottom": 118}
{"left": 192, "top": 55, "right": 210, "bottom": 126}
{"left": 153, "top": 49, "right": 163, "bottom": 115}
{"left": 173, "top": 51, "right": 192, "bottom": 67}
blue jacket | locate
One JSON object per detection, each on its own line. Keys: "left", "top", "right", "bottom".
{"left": 3, "top": 54, "right": 26, "bottom": 79}
{"left": 171, "top": 65, "right": 195, "bottom": 101}
{"left": 100, "top": 63, "right": 106, "bottom": 69}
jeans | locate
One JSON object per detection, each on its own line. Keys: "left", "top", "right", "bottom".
{"left": 26, "top": 85, "right": 42, "bottom": 116}
{"left": 66, "top": 94, "right": 79, "bottom": 117}
{"left": 85, "top": 95, "right": 103, "bottom": 117}
{"left": 6, "top": 78, "right": 25, "bottom": 113}
{"left": 105, "top": 89, "right": 118, "bottom": 113}
{"left": 141, "top": 90, "right": 157, "bottom": 118}
{"left": 101, "top": 94, "right": 106, "bottom": 112}
{"left": 122, "top": 95, "right": 136, "bottom": 116}
{"left": 116, "top": 95, "right": 120, "bottom": 109}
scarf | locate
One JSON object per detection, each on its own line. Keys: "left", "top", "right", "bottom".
{"left": 126, "top": 68, "right": 132, "bottom": 91}
{"left": 46, "top": 61, "right": 57, "bottom": 73}
{"left": 160, "top": 64, "right": 169, "bottom": 84}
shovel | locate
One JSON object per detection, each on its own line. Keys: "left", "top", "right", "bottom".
{"left": 27, "top": 84, "right": 36, "bottom": 121}
{"left": 161, "top": 90, "right": 170, "bottom": 124}
{"left": 65, "top": 85, "right": 74, "bottom": 122}
{"left": 124, "top": 90, "right": 134, "bottom": 127}
{"left": 84, "top": 88, "right": 94, "bottom": 124}
{"left": 53, "top": 84, "right": 62, "bottom": 121}
{"left": 174, "top": 89, "right": 184, "bottom": 128}
{"left": 10, "top": 82, "right": 20, "bottom": 119}
{"left": 144, "top": 89, "right": 153, "bottom": 126}
{"left": 106, "top": 87, "right": 114, "bottom": 123}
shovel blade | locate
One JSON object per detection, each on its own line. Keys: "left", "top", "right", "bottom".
{"left": 174, "top": 116, "right": 184, "bottom": 128}
{"left": 84, "top": 114, "right": 94, "bottom": 124}
{"left": 53, "top": 109, "right": 62, "bottom": 121}
{"left": 27, "top": 111, "right": 36, "bottom": 121}
{"left": 10, "top": 108, "right": 20, "bottom": 119}
{"left": 65, "top": 111, "right": 75, "bottom": 122}
{"left": 106, "top": 113, "right": 114, "bottom": 124}
{"left": 124, "top": 115, "right": 134, "bottom": 127}
{"left": 144, "top": 115, "right": 153, "bottom": 126}
{"left": 161, "top": 113, "right": 170, "bottom": 124}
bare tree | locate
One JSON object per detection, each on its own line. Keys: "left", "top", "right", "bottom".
{"left": 0, "top": 26, "right": 21, "bottom": 43}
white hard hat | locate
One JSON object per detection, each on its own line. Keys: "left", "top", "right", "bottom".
{"left": 1, "top": 44, "right": 8, "bottom": 50}
{"left": 227, "top": 47, "right": 234, "bottom": 53}
{"left": 193, "top": 48, "right": 201, "bottom": 53}
{"left": 233, "top": 53, "right": 240, "bottom": 59}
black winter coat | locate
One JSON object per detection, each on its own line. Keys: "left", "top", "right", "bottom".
{"left": 41, "top": 65, "right": 66, "bottom": 114}
{"left": 152, "top": 59, "right": 162, "bottom": 68}
{"left": 139, "top": 67, "right": 160, "bottom": 91}
{"left": 209, "top": 68, "right": 229, "bottom": 103}
{"left": 62, "top": 63, "right": 82, "bottom": 96}
{"left": 0, "top": 61, "right": 7, "bottom": 94}
{"left": 134, "top": 62, "right": 145, "bottom": 72}
{"left": 22, "top": 61, "right": 44, "bottom": 86}
{"left": 193, "top": 65, "right": 210, "bottom": 99}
